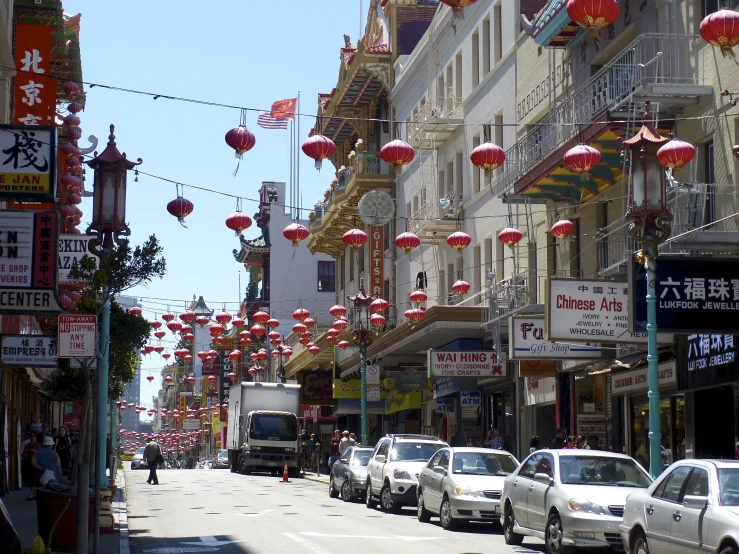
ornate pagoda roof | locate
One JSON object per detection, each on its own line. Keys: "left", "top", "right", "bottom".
{"left": 232, "top": 232, "right": 270, "bottom": 264}
{"left": 190, "top": 295, "right": 214, "bottom": 316}
{"left": 521, "top": 0, "right": 625, "bottom": 48}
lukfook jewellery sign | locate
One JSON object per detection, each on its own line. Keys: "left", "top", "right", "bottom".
{"left": 427, "top": 350, "right": 507, "bottom": 378}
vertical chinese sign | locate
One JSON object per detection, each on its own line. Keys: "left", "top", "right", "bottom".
{"left": 369, "top": 226, "right": 384, "bottom": 298}
{"left": 13, "top": 25, "right": 57, "bottom": 127}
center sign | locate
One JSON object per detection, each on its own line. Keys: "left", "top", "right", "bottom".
{"left": 427, "top": 350, "right": 506, "bottom": 378}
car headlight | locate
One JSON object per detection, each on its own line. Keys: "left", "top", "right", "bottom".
{"left": 453, "top": 486, "right": 480, "bottom": 497}
{"left": 393, "top": 469, "right": 411, "bottom": 480}
{"left": 568, "top": 499, "right": 606, "bottom": 515}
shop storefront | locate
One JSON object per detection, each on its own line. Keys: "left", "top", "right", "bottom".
{"left": 521, "top": 375, "right": 557, "bottom": 450}
{"left": 384, "top": 390, "right": 422, "bottom": 435}
{"left": 333, "top": 378, "right": 386, "bottom": 445}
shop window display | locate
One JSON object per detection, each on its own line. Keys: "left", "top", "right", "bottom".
{"left": 631, "top": 395, "right": 685, "bottom": 471}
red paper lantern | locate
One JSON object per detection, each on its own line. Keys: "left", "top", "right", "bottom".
{"left": 179, "top": 310, "right": 196, "bottom": 324}
{"left": 300, "top": 331, "right": 313, "bottom": 340}
{"left": 225, "top": 126, "right": 256, "bottom": 158}
{"left": 153, "top": 346, "right": 164, "bottom": 354}
{"left": 229, "top": 350, "right": 242, "bottom": 362}
{"left": 252, "top": 311, "right": 270, "bottom": 324}
{"left": 215, "top": 311, "right": 233, "bottom": 325}
{"left": 212, "top": 336, "right": 224, "bottom": 346}
{"left": 470, "top": 141, "right": 506, "bottom": 171}
{"left": 301, "top": 134, "right": 336, "bottom": 170}
{"left": 700, "top": 9, "right": 739, "bottom": 57}
{"left": 251, "top": 324, "right": 266, "bottom": 337}
{"left": 370, "top": 313, "right": 386, "bottom": 328}
{"left": 207, "top": 375, "right": 217, "bottom": 384}
{"left": 67, "top": 101, "right": 82, "bottom": 114}
{"left": 326, "top": 335, "right": 338, "bottom": 344}
{"left": 563, "top": 144, "right": 602, "bottom": 180}
{"left": 183, "top": 333, "right": 195, "bottom": 343}
{"left": 380, "top": 139, "right": 415, "bottom": 167}
{"left": 656, "top": 139, "right": 696, "bottom": 169}
{"left": 439, "top": 0, "right": 479, "bottom": 19}
{"left": 209, "top": 323, "right": 225, "bottom": 336}
{"left": 161, "top": 312, "right": 174, "bottom": 322}
{"left": 406, "top": 308, "right": 425, "bottom": 321}
{"left": 551, "top": 219, "right": 575, "bottom": 240}
{"left": 282, "top": 347, "right": 294, "bottom": 357}
{"left": 293, "top": 308, "right": 310, "bottom": 322}
{"left": 128, "top": 307, "right": 142, "bottom": 316}
{"left": 329, "top": 305, "right": 347, "bottom": 318}
{"left": 165, "top": 376, "right": 174, "bottom": 384}
{"left": 452, "top": 280, "right": 471, "bottom": 295}
{"left": 239, "top": 337, "right": 252, "bottom": 346}
{"left": 343, "top": 228, "right": 368, "bottom": 249}
{"left": 447, "top": 231, "right": 472, "bottom": 250}
{"left": 268, "top": 331, "right": 280, "bottom": 341}
{"left": 184, "top": 354, "right": 193, "bottom": 363}
{"left": 266, "top": 318, "right": 280, "bottom": 329}
{"left": 167, "top": 321, "right": 183, "bottom": 333}
{"left": 195, "top": 315, "right": 209, "bottom": 327}
{"left": 146, "top": 375, "right": 154, "bottom": 382}
{"left": 225, "top": 212, "right": 253, "bottom": 235}
{"left": 327, "top": 328, "right": 339, "bottom": 337}
{"left": 283, "top": 223, "right": 310, "bottom": 246}
{"left": 292, "top": 323, "right": 307, "bottom": 335}
{"left": 162, "top": 353, "right": 171, "bottom": 360}
{"left": 303, "top": 317, "right": 316, "bottom": 329}
{"left": 498, "top": 227, "right": 523, "bottom": 247}
{"left": 566, "top": 0, "right": 619, "bottom": 36}
{"left": 197, "top": 351, "right": 209, "bottom": 361}
{"left": 150, "top": 320, "right": 162, "bottom": 330}
{"left": 63, "top": 81, "right": 80, "bottom": 96}
{"left": 370, "top": 298, "right": 388, "bottom": 313}
{"left": 410, "top": 290, "right": 428, "bottom": 304}
{"left": 230, "top": 317, "right": 244, "bottom": 328}
{"left": 248, "top": 367, "right": 257, "bottom": 375}
{"left": 333, "top": 317, "right": 349, "bottom": 331}
{"left": 338, "top": 340, "right": 350, "bottom": 350}
{"left": 395, "top": 231, "right": 421, "bottom": 254}
{"left": 167, "top": 197, "right": 194, "bottom": 225}
{"left": 228, "top": 372, "right": 237, "bottom": 380}
{"left": 308, "top": 345, "right": 320, "bottom": 355}
{"left": 186, "top": 374, "right": 195, "bottom": 383}
{"left": 257, "top": 349, "right": 268, "bottom": 360}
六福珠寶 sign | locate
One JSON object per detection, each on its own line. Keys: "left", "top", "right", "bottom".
{"left": 1, "top": 335, "right": 57, "bottom": 366}
{"left": 57, "top": 314, "right": 97, "bottom": 359}
{"left": 427, "top": 350, "right": 506, "bottom": 378}
{"left": 686, "top": 334, "right": 736, "bottom": 371}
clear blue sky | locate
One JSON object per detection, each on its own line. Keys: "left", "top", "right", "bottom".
{"left": 67, "top": 0, "right": 363, "bottom": 415}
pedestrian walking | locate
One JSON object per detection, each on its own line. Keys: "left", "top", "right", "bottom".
{"left": 550, "top": 429, "right": 566, "bottom": 449}
{"left": 54, "top": 426, "right": 73, "bottom": 475}
{"left": 563, "top": 435, "right": 578, "bottom": 449}
{"left": 143, "top": 437, "right": 163, "bottom": 485}
{"left": 466, "top": 438, "right": 475, "bottom": 447}
{"left": 29, "top": 437, "right": 61, "bottom": 499}
{"left": 22, "top": 432, "right": 42, "bottom": 498}
{"left": 529, "top": 435, "right": 541, "bottom": 454}
{"left": 586, "top": 435, "right": 601, "bottom": 450}
{"left": 339, "top": 430, "right": 351, "bottom": 455}
{"left": 328, "top": 430, "right": 341, "bottom": 470}
{"left": 487, "top": 428, "right": 504, "bottom": 450}
{"left": 348, "top": 433, "right": 358, "bottom": 448}
{"left": 576, "top": 436, "right": 586, "bottom": 449}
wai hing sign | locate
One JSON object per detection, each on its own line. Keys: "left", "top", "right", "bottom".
{"left": 427, "top": 350, "right": 506, "bottom": 378}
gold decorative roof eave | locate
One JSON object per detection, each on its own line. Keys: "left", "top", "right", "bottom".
{"left": 283, "top": 331, "right": 336, "bottom": 379}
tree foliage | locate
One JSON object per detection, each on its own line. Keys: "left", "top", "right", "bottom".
{"left": 108, "top": 301, "right": 151, "bottom": 400}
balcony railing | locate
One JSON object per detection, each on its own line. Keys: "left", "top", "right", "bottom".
{"left": 491, "top": 34, "right": 708, "bottom": 199}
{"left": 408, "top": 97, "right": 463, "bottom": 144}
{"left": 408, "top": 193, "right": 459, "bottom": 235}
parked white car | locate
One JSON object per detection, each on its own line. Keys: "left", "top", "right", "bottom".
{"left": 620, "top": 459, "right": 739, "bottom": 554}
{"left": 501, "top": 449, "right": 652, "bottom": 554}
{"left": 366, "top": 434, "right": 448, "bottom": 513}
{"left": 417, "top": 447, "right": 519, "bottom": 530}
{"left": 130, "top": 447, "right": 146, "bottom": 469}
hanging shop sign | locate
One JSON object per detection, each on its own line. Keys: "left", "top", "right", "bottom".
{"left": 1, "top": 335, "right": 57, "bottom": 366}
{"left": 369, "top": 226, "right": 384, "bottom": 298}
{"left": 611, "top": 360, "right": 678, "bottom": 395}
{"left": 0, "top": 125, "right": 57, "bottom": 202}
{"left": 383, "top": 371, "right": 429, "bottom": 391}
{"left": 519, "top": 360, "right": 557, "bottom": 378}
{"left": 13, "top": 25, "right": 56, "bottom": 128}
{"left": 629, "top": 257, "right": 739, "bottom": 333}
{"left": 182, "top": 419, "right": 200, "bottom": 431}
{"left": 510, "top": 315, "right": 602, "bottom": 359}
{"left": 427, "top": 350, "right": 506, "bottom": 378}
{"left": 366, "top": 363, "right": 380, "bottom": 385}
{"left": 524, "top": 376, "right": 557, "bottom": 406}
{"left": 385, "top": 390, "right": 422, "bottom": 414}
{"left": 436, "top": 398, "right": 454, "bottom": 413}
{"left": 298, "top": 369, "right": 336, "bottom": 405}
{"left": 433, "top": 377, "right": 459, "bottom": 399}
{"left": 333, "top": 379, "right": 384, "bottom": 400}
{"left": 57, "top": 314, "right": 96, "bottom": 358}
{"left": 546, "top": 278, "right": 672, "bottom": 344}
{"left": 685, "top": 334, "right": 736, "bottom": 372}
{"left": 367, "top": 386, "right": 381, "bottom": 402}
{"left": 0, "top": 211, "right": 62, "bottom": 313}
{"left": 58, "top": 235, "right": 96, "bottom": 284}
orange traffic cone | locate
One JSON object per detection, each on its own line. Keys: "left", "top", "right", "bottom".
{"left": 280, "top": 461, "right": 290, "bottom": 483}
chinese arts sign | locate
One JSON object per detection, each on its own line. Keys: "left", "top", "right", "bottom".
{"left": 0, "top": 126, "right": 56, "bottom": 201}
{"left": 13, "top": 25, "right": 56, "bottom": 127}
{"left": 630, "top": 257, "right": 739, "bottom": 333}
{"left": 0, "top": 211, "right": 63, "bottom": 313}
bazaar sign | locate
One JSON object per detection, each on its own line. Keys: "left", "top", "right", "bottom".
{"left": 0, "top": 126, "right": 56, "bottom": 202}
{"left": 13, "top": 25, "right": 56, "bottom": 127}
{"left": 58, "top": 235, "right": 96, "bottom": 284}
{"left": 0, "top": 211, "right": 62, "bottom": 313}
{"left": 1, "top": 335, "right": 57, "bottom": 366}
{"left": 427, "top": 350, "right": 506, "bottom": 378}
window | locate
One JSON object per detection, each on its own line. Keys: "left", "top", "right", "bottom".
{"left": 429, "top": 450, "right": 446, "bottom": 468}
{"left": 472, "top": 135, "right": 481, "bottom": 195}
{"left": 703, "top": 0, "right": 739, "bottom": 17}
{"left": 655, "top": 466, "right": 692, "bottom": 502}
{"left": 482, "top": 18, "right": 491, "bottom": 74}
{"left": 455, "top": 52, "right": 463, "bottom": 99}
{"left": 472, "top": 31, "right": 480, "bottom": 86}
{"left": 705, "top": 141, "right": 715, "bottom": 226}
{"left": 682, "top": 468, "right": 709, "bottom": 498}
{"left": 493, "top": 4, "right": 502, "bottom": 64}
{"left": 520, "top": 453, "right": 543, "bottom": 478}
{"left": 317, "top": 261, "right": 335, "bottom": 292}
{"left": 375, "top": 439, "right": 390, "bottom": 458}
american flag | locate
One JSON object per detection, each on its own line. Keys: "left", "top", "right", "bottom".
{"left": 257, "top": 112, "right": 288, "bottom": 130}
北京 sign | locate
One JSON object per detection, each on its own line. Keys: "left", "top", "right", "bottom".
{"left": 0, "top": 211, "right": 63, "bottom": 313}
{"left": 1, "top": 335, "right": 57, "bottom": 366}
{"left": 629, "top": 257, "right": 739, "bottom": 333}
{"left": 427, "top": 350, "right": 506, "bottom": 378}
{"left": 58, "top": 235, "right": 96, "bottom": 284}
{"left": 510, "top": 315, "right": 603, "bottom": 359}
{"left": 546, "top": 278, "right": 671, "bottom": 344}
{"left": 0, "top": 126, "right": 56, "bottom": 202}
{"left": 57, "top": 315, "right": 96, "bottom": 359}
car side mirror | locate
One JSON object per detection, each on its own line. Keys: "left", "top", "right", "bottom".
{"left": 682, "top": 495, "right": 708, "bottom": 510}
{"left": 434, "top": 466, "right": 447, "bottom": 476}
{"left": 534, "top": 472, "right": 553, "bottom": 485}
{"left": 375, "top": 454, "right": 386, "bottom": 464}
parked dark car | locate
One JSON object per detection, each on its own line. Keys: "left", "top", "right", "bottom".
{"left": 329, "top": 446, "right": 373, "bottom": 502}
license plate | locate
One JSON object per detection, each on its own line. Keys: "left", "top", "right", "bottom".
{"left": 494, "top": 505, "right": 500, "bottom": 514}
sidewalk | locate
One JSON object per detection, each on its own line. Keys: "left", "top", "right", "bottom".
{"left": 1, "top": 470, "right": 128, "bottom": 554}
{"left": 302, "top": 470, "right": 330, "bottom": 484}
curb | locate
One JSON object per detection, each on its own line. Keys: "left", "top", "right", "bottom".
{"left": 115, "top": 470, "right": 130, "bottom": 554}
{"left": 302, "top": 473, "right": 330, "bottom": 484}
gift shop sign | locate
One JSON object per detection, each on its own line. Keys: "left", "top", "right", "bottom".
{"left": 1, "top": 335, "right": 57, "bottom": 366}
{"left": 57, "top": 315, "right": 97, "bottom": 359}
{"left": 511, "top": 315, "right": 602, "bottom": 359}
{"left": 427, "top": 350, "right": 506, "bottom": 378}
{"left": 0, "top": 126, "right": 56, "bottom": 202}
{"left": 546, "top": 278, "right": 670, "bottom": 344}
{"left": 0, "top": 211, "right": 62, "bottom": 313}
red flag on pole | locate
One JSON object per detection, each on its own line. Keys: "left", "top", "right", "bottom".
{"left": 270, "top": 98, "right": 297, "bottom": 119}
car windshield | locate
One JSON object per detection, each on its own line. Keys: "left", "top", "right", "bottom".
{"left": 352, "top": 451, "right": 372, "bottom": 467}
{"left": 249, "top": 413, "right": 298, "bottom": 441}
{"left": 218, "top": 450, "right": 228, "bottom": 458}
{"left": 451, "top": 452, "right": 519, "bottom": 476}
{"left": 136, "top": 447, "right": 145, "bottom": 455}
{"left": 559, "top": 455, "right": 652, "bottom": 487}
{"left": 390, "top": 442, "right": 443, "bottom": 462}
{"left": 719, "top": 468, "right": 739, "bottom": 506}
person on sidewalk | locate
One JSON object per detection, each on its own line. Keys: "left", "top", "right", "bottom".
{"left": 143, "top": 437, "right": 162, "bottom": 485}
{"left": 22, "top": 432, "right": 42, "bottom": 499}
{"left": 339, "top": 430, "right": 351, "bottom": 455}
{"left": 328, "top": 430, "right": 341, "bottom": 470}
{"left": 29, "top": 437, "right": 61, "bottom": 500}
{"left": 54, "top": 426, "right": 73, "bottom": 475}
{"left": 348, "top": 433, "right": 358, "bottom": 448}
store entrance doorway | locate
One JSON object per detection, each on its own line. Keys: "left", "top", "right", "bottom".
{"left": 695, "top": 386, "right": 735, "bottom": 459}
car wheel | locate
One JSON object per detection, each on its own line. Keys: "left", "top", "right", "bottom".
{"left": 440, "top": 496, "right": 458, "bottom": 531}
{"left": 545, "top": 513, "right": 570, "bottom": 554}
{"left": 719, "top": 547, "right": 739, "bottom": 554}
{"left": 380, "top": 483, "right": 400, "bottom": 513}
{"left": 329, "top": 476, "right": 339, "bottom": 498}
{"left": 341, "top": 481, "right": 352, "bottom": 502}
{"left": 365, "top": 481, "right": 377, "bottom": 509}
{"left": 417, "top": 490, "right": 431, "bottom": 523}
{"left": 631, "top": 530, "right": 649, "bottom": 554}
{"left": 503, "top": 505, "right": 523, "bottom": 545}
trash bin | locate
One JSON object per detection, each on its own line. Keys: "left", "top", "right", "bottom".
{"left": 36, "top": 489, "right": 95, "bottom": 551}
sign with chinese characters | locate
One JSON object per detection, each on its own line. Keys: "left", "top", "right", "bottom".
{"left": 369, "top": 226, "right": 384, "bottom": 298}
{"left": 57, "top": 314, "right": 97, "bottom": 358}
{"left": 630, "top": 257, "right": 739, "bottom": 333}
{"left": 436, "top": 398, "right": 454, "bottom": 413}
{"left": 0, "top": 211, "right": 62, "bottom": 313}
{"left": 685, "top": 334, "right": 736, "bottom": 372}
{"left": 611, "top": 361, "right": 678, "bottom": 395}
{"left": 0, "top": 126, "right": 56, "bottom": 202}
{"left": 546, "top": 278, "right": 671, "bottom": 344}
{"left": 427, "top": 350, "right": 507, "bottom": 378}
{"left": 1, "top": 335, "right": 57, "bottom": 366}
{"left": 58, "top": 235, "right": 96, "bottom": 284}
{"left": 511, "top": 315, "right": 602, "bottom": 359}
{"left": 13, "top": 25, "right": 56, "bottom": 127}
{"left": 433, "top": 377, "right": 459, "bottom": 399}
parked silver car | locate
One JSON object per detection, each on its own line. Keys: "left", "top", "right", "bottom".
{"left": 213, "top": 449, "right": 230, "bottom": 469}
{"left": 417, "top": 447, "right": 519, "bottom": 530}
{"left": 131, "top": 447, "right": 146, "bottom": 469}
{"left": 620, "top": 459, "right": 739, "bottom": 554}
{"left": 501, "top": 449, "right": 652, "bottom": 554}
{"left": 329, "top": 446, "right": 373, "bottom": 501}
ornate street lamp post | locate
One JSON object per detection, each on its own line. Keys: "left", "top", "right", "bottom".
{"left": 624, "top": 104, "right": 671, "bottom": 479}
{"left": 348, "top": 279, "right": 373, "bottom": 446}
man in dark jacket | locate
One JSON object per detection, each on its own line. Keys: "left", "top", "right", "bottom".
{"left": 550, "top": 429, "right": 566, "bottom": 449}
{"left": 143, "top": 437, "right": 161, "bottom": 485}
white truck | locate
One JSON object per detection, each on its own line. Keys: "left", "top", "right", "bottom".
{"left": 226, "top": 382, "right": 301, "bottom": 476}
